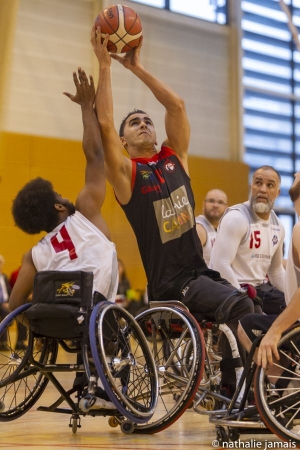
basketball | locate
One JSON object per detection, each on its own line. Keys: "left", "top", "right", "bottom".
{"left": 94, "top": 4, "right": 143, "bottom": 54}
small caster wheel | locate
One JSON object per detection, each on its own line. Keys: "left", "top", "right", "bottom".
{"left": 108, "top": 416, "right": 119, "bottom": 428}
{"left": 216, "top": 426, "right": 229, "bottom": 444}
{"left": 72, "top": 419, "right": 77, "bottom": 434}
{"left": 121, "top": 420, "right": 135, "bottom": 434}
{"left": 229, "top": 427, "right": 240, "bottom": 441}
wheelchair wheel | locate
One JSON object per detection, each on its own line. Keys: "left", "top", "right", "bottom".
{"left": 0, "top": 305, "right": 58, "bottom": 420}
{"left": 254, "top": 325, "right": 300, "bottom": 446}
{"left": 89, "top": 302, "right": 158, "bottom": 424}
{"left": 134, "top": 306, "right": 205, "bottom": 433}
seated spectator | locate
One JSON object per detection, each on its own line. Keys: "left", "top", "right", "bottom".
{"left": 195, "top": 189, "right": 228, "bottom": 265}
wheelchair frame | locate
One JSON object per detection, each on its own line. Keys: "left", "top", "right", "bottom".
{"left": 0, "top": 276, "right": 159, "bottom": 435}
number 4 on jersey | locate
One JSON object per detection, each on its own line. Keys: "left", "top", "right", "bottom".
{"left": 51, "top": 225, "right": 78, "bottom": 260}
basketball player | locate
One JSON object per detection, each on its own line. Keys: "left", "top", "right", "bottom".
{"left": 210, "top": 166, "right": 286, "bottom": 316}
{"left": 237, "top": 170, "right": 300, "bottom": 399}
{"left": 91, "top": 27, "right": 256, "bottom": 394}
{"left": 195, "top": 189, "right": 228, "bottom": 265}
{"left": 9, "top": 68, "right": 118, "bottom": 409}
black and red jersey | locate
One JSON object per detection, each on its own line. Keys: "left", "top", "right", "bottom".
{"left": 121, "top": 146, "right": 206, "bottom": 300}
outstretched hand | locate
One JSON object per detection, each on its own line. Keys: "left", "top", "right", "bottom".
{"left": 63, "top": 68, "right": 95, "bottom": 106}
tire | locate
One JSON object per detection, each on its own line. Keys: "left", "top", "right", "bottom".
{"left": 254, "top": 325, "right": 300, "bottom": 446}
{"left": 134, "top": 306, "right": 205, "bottom": 433}
{"left": 0, "top": 305, "right": 58, "bottom": 421}
{"left": 89, "top": 302, "right": 158, "bottom": 424}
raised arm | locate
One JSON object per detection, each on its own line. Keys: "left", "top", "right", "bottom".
{"left": 91, "top": 26, "right": 132, "bottom": 205}
{"left": 110, "top": 35, "right": 190, "bottom": 169}
{"left": 63, "top": 68, "right": 110, "bottom": 237}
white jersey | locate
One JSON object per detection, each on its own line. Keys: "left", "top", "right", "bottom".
{"left": 195, "top": 215, "right": 216, "bottom": 265}
{"left": 211, "top": 201, "right": 285, "bottom": 288}
{"left": 32, "top": 211, "right": 118, "bottom": 302}
{"left": 285, "top": 237, "right": 300, "bottom": 306}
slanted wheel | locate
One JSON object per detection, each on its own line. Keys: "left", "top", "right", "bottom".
{"left": 108, "top": 416, "right": 119, "bottom": 428}
{"left": 133, "top": 306, "right": 205, "bottom": 433}
{"left": 254, "top": 325, "right": 300, "bottom": 447}
{"left": 0, "top": 304, "right": 58, "bottom": 421}
{"left": 89, "top": 302, "right": 158, "bottom": 424}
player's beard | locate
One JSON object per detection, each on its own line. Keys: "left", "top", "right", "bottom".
{"left": 289, "top": 180, "right": 300, "bottom": 203}
{"left": 250, "top": 194, "right": 274, "bottom": 215}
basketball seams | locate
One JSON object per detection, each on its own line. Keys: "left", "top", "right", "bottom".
{"left": 95, "top": 4, "right": 142, "bottom": 53}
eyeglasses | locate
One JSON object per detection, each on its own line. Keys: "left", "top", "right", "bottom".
{"left": 204, "top": 199, "right": 227, "bottom": 206}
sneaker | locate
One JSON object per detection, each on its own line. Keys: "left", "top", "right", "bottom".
{"left": 79, "top": 396, "right": 116, "bottom": 411}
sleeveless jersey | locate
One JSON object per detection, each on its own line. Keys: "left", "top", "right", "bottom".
{"left": 195, "top": 215, "right": 216, "bottom": 265}
{"left": 220, "top": 201, "right": 285, "bottom": 286}
{"left": 121, "top": 146, "right": 206, "bottom": 300}
{"left": 285, "top": 235, "right": 300, "bottom": 306}
{"left": 32, "top": 211, "right": 118, "bottom": 302}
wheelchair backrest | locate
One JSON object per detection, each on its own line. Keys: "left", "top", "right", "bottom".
{"left": 25, "top": 270, "right": 94, "bottom": 339}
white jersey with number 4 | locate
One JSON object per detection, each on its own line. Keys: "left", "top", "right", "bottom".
{"left": 32, "top": 211, "right": 118, "bottom": 302}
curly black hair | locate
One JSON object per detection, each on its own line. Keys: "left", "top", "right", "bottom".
{"left": 12, "top": 178, "right": 59, "bottom": 234}
{"left": 119, "top": 109, "right": 148, "bottom": 137}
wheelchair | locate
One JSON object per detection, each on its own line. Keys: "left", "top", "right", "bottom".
{"left": 136, "top": 300, "right": 300, "bottom": 446}
{"left": 0, "top": 270, "right": 158, "bottom": 434}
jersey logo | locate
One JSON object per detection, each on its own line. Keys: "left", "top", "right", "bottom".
{"left": 164, "top": 160, "right": 175, "bottom": 172}
{"left": 142, "top": 185, "right": 162, "bottom": 194}
{"left": 141, "top": 170, "right": 152, "bottom": 179}
{"left": 272, "top": 235, "right": 278, "bottom": 246}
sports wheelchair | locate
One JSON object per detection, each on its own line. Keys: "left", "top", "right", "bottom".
{"left": 0, "top": 270, "right": 158, "bottom": 434}
{"left": 135, "top": 300, "right": 300, "bottom": 447}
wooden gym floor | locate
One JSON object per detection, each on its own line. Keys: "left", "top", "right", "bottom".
{"left": 0, "top": 347, "right": 285, "bottom": 450}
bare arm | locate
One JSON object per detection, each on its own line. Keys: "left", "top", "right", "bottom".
{"left": 64, "top": 68, "right": 110, "bottom": 237}
{"left": 91, "top": 27, "right": 132, "bottom": 205}
{"left": 257, "top": 222, "right": 300, "bottom": 368}
{"left": 111, "top": 36, "right": 190, "bottom": 170}
{"left": 196, "top": 223, "right": 207, "bottom": 247}
{"left": 9, "top": 250, "right": 36, "bottom": 311}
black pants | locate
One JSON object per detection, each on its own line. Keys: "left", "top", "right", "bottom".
{"left": 178, "top": 271, "right": 257, "bottom": 386}
{"left": 256, "top": 282, "right": 286, "bottom": 315}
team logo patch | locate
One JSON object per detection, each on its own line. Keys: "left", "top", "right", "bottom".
{"left": 56, "top": 281, "right": 80, "bottom": 297}
{"left": 164, "top": 160, "right": 175, "bottom": 172}
{"left": 272, "top": 235, "right": 278, "bottom": 246}
{"left": 141, "top": 170, "right": 152, "bottom": 179}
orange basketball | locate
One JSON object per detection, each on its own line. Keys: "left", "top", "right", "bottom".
{"left": 94, "top": 4, "right": 143, "bottom": 54}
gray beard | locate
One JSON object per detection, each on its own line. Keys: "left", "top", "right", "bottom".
{"left": 252, "top": 202, "right": 272, "bottom": 214}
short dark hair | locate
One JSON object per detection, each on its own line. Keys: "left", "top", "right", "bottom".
{"left": 119, "top": 109, "right": 148, "bottom": 137}
{"left": 12, "top": 177, "right": 59, "bottom": 234}
{"left": 253, "top": 165, "right": 281, "bottom": 184}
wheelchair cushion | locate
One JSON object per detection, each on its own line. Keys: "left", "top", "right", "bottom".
{"left": 25, "top": 270, "right": 94, "bottom": 339}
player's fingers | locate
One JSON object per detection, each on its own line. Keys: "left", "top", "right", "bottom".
{"left": 73, "top": 71, "right": 80, "bottom": 88}
{"left": 63, "top": 92, "right": 73, "bottom": 100}
{"left": 89, "top": 75, "right": 95, "bottom": 89}
{"left": 78, "top": 68, "right": 88, "bottom": 84}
